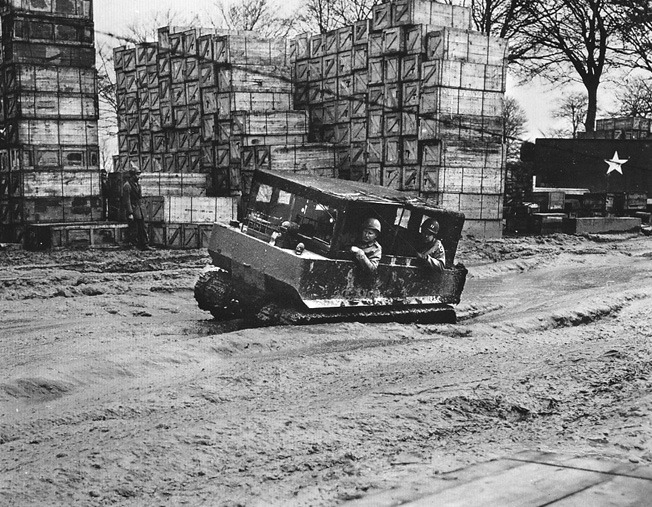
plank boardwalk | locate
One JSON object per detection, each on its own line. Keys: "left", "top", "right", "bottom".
{"left": 344, "top": 451, "right": 652, "bottom": 506}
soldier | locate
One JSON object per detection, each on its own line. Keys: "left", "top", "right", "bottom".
{"left": 350, "top": 217, "right": 382, "bottom": 275}
{"left": 122, "top": 167, "right": 151, "bottom": 250}
{"left": 415, "top": 218, "right": 445, "bottom": 272}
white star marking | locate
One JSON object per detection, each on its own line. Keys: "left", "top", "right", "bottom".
{"left": 605, "top": 151, "right": 628, "bottom": 175}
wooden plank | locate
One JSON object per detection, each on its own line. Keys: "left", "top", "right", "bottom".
{"left": 401, "top": 460, "right": 619, "bottom": 507}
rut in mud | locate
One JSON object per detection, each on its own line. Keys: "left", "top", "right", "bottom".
{"left": 1, "top": 233, "right": 652, "bottom": 506}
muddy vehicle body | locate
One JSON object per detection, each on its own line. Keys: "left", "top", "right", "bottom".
{"left": 195, "top": 169, "right": 467, "bottom": 325}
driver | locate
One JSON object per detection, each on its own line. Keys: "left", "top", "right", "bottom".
{"left": 350, "top": 218, "right": 382, "bottom": 275}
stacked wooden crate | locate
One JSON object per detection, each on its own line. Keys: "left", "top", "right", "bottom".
{"left": 292, "top": 0, "right": 508, "bottom": 237}
{"left": 0, "top": 0, "right": 100, "bottom": 244}
{"left": 582, "top": 117, "right": 652, "bottom": 140}
{"left": 113, "top": 27, "right": 340, "bottom": 246}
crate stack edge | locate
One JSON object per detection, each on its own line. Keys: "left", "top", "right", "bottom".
{"left": 0, "top": 0, "right": 100, "bottom": 244}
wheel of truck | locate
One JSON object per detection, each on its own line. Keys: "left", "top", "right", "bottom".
{"left": 194, "top": 270, "right": 240, "bottom": 321}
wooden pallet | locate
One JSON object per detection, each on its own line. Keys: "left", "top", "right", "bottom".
{"left": 344, "top": 450, "right": 652, "bottom": 507}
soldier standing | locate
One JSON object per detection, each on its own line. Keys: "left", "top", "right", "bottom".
{"left": 122, "top": 167, "right": 151, "bottom": 250}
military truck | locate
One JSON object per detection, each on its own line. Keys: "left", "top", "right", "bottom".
{"left": 195, "top": 169, "right": 467, "bottom": 325}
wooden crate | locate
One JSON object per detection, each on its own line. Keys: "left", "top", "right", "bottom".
{"left": 232, "top": 110, "right": 309, "bottom": 136}
{"left": 427, "top": 28, "right": 507, "bottom": 65}
{"left": 147, "top": 196, "right": 238, "bottom": 224}
{"left": 21, "top": 196, "right": 102, "bottom": 223}
{"left": 391, "top": 0, "right": 471, "bottom": 29}
{"left": 382, "top": 27, "right": 405, "bottom": 54}
{"left": 214, "top": 34, "right": 289, "bottom": 66}
{"left": 24, "top": 222, "right": 127, "bottom": 251}
{"left": 371, "top": 2, "right": 392, "bottom": 31}
{"left": 264, "top": 144, "right": 337, "bottom": 177}
{"left": 353, "top": 20, "right": 370, "bottom": 45}
{"left": 4, "top": 64, "right": 97, "bottom": 94}
{"left": 216, "top": 91, "right": 293, "bottom": 119}
{"left": 140, "top": 173, "right": 209, "bottom": 197}
{"left": 22, "top": 170, "right": 100, "bottom": 198}
{"left": 217, "top": 65, "right": 292, "bottom": 93}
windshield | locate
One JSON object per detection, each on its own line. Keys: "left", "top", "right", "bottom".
{"left": 247, "top": 184, "right": 337, "bottom": 246}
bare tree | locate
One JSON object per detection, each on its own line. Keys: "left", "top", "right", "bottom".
{"left": 470, "top": 0, "right": 538, "bottom": 62}
{"left": 615, "top": 76, "right": 652, "bottom": 118}
{"left": 612, "top": 0, "right": 652, "bottom": 75}
{"left": 298, "top": 0, "right": 381, "bottom": 34}
{"left": 209, "top": 0, "right": 297, "bottom": 39}
{"left": 503, "top": 96, "right": 527, "bottom": 161}
{"left": 513, "top": 0, "right": 629, "bottom": 133}
{"left": 552, "top": 92, "right": 588, "bottom": 139}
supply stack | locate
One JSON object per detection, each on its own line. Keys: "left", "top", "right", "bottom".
{"left": 0, "top": 0, "right": 103, "bottom": 246}
{"left": 581, "top": 116, "right": 652, "bottom": 140}
{"left": 112, "top": 27, "right": 338, "bottom": 247}
{"left": 292, "top": 0, "right": 508, "bottom": 237}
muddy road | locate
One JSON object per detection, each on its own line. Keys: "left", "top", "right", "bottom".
{"left": 1, "top": 233, "right": 652, "bottom": 506}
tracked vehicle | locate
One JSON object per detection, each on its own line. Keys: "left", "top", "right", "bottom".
{"left": 195, "top": 169, "right": 467, "bottom": 325}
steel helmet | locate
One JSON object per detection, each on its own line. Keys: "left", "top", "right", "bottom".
{"left": 362, "top": 217, "right": 381, "bottom": 234}
{"left": 422, "top": 218, "right": 440, "bottom": 235}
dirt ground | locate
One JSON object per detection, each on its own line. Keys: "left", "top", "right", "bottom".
{"left": 1, "top": 232, "right": 652, "bottom": 506}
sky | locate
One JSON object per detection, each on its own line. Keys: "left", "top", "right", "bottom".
{"left": 93, "top": 0, "right": 617, "bottom": 141}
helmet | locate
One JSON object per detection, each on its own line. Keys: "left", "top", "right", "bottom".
{"left": 422, "top": 218, "right": 440, "bottom": 235}
{"left": 362, "top": 217, "right": 381, "bottom": 234}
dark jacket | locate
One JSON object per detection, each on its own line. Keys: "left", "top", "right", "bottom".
{"left": 417, "top": 237, "right": 446, "bottom": 272}
{"left": 122, "top": 178, "right": 144, "bottom": 220}
{"left": 352, "top": 240, "right": 382, "bottom": 274}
